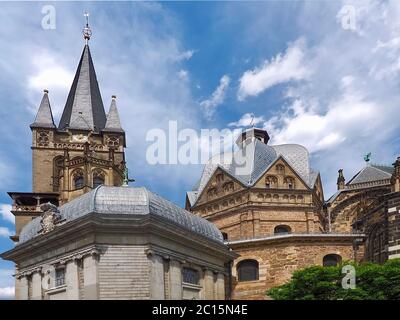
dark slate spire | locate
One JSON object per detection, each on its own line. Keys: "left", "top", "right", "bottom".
{"left": 58, "top": 44, "right": 106, "bottom": 132}
{"left": 30, "top": 89, "right": 56, "bottom": 129}
{"left": 104, "top": 95, "right": 124, "bottom": 132}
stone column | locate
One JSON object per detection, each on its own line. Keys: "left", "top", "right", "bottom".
{"left": 169, "top": 259, "right": 182, "bottom": 300}
{"left": 216, "top": 273, "right": 225, "bottom": 300}
{"left": 149, "top": 253, "right": 165, "bottom": 300}
{"left": 66, "top": 260, "right": 79, "bottom": 300}
{"left": 83, "top": 254, "right": 99, "bottom": 300}
{"left": 18, "top": 276, "right": 28, "bottom": 300}
{"left": 203, "top": 269, "right": 214, "bottom": 300}
{"left": 32, "top": 271, "right": 42, "bottom": 300}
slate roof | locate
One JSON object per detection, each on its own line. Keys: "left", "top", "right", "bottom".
{"left": 30, "top": 91, "right": 55, "bottom": 128}
{"left": 187, "top": 136, "right": 319, "bottom": 207}
{"left": 347, "top": 164, "right": 393, "bottom": 185}
{"left": 104, "top": 97, "right": 124, "bottom": 132}
{"left": 18, "top": 186, "right": 223, "bottom": 244}
{"left": 58, "top": 45, "right": 107, "bottom": 132}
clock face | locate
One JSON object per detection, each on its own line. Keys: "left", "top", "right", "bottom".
{"left": 71, "top": 134, "right": 88, "bottom": 143}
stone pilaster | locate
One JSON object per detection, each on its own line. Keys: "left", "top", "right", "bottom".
{"left": 18, "top": 276, "right": 29, "bottom": 300}
{"left": 66, "top": 260, "right": 79, "bottom": 300}
{"left": 169, "top": 259, "right": 182, "bottom": 300}
{"left": 203, "top": 269, "right": 214, "bottom": 300}
{"left": 148, "top": 252, "right": 165, "bottom": 300}
{"left": 31, "top": 271, "right": 42, "bottom": 300}
{"left": 216, "top": 273, "right": 225, "bottom": 300}
{"left": 83, "top": 253, "right": 99, "bottom": 300}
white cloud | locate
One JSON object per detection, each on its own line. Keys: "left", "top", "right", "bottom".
{"left": 178, "top": 69, "right": 189, "bottom": 81}
{"left": 0, "top": 287, "right": 14, "bottom": 299}
{"left": 175, "top": 49, "right": 195, "bottom": 61}
{"left": 0, "top": 204, "right": 13, "bottom": 224}
{"left": 0, "top": 270, "right": 15, "bottom": 299}
{"left": 228, "top": 113, "right": 264, "bottom": 127}
{"left": 200, "top": 75, "right": 230, "bottom": 119}
{"left": 0, "top": 227, "right": 12, "bottom": 238}
{"left": 238, "top": 39, "right": 309, "bottom": 101}
{"left": 230, "top": 0, "right": 400, "bottom": 197}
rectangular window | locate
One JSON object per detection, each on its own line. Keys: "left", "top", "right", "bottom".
{"left": 182, "top": 267, "right": 199, "bottom": 285}
{"left": 55, "top": 268, "right": 65, "bottom": 287}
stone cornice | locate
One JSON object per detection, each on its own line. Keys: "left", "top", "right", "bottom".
{"left": 15, "top": 245, "right": 100, "bottom": 278}
{"left": 2, "top": 212, "right": 235, "bottom": 265}
{"left": 227, "top": 233, "right": 366, "bottom": 248}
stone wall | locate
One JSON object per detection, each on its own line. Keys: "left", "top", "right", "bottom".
{"left": 98, "top": 245, "right": 150, "bottom": 299}
{"left": 230, "top": 239, "right": 356, "bottom": 300}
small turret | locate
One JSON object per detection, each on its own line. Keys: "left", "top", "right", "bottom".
{"left": 337, "top": 169, "right": 345, "bottom": 190}
{"left": 236, "top": 128, "right": 270, "bottom": 148}
{"left": 30, "top": 89, "right": 56, "bottom": 129}
{"left": 391, "top": 156, "right": 400, "bottom": 192}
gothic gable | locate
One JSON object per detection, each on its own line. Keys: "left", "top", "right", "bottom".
{"left": 195, "top": 168, "right": 245, "bottom": 206}
{"left": 253, "top": 157, "right": 310, "bottom": 190}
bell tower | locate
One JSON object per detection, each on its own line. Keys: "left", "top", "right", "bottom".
{"left": 8, "top": 14, "right": 127, "bottom": 241}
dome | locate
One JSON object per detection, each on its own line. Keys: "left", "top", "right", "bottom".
{"left": 19, "top": 186, "right": 223, "bottom": 244}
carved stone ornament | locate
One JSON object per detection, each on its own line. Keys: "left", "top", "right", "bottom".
{"left": 40, "top": 202, "right": 62, "bottom": 234}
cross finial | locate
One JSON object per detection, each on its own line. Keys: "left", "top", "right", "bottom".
{"left": 249, "top": 113, "right": 255, "bottom": 128}
{"left": 83, "top": 12, "right": 92, "bottom": 44}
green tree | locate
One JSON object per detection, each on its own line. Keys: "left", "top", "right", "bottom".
{"left": 267, "top": 259, "right": 400, "bottom": 300}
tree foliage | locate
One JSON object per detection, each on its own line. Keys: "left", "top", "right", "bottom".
{"left": 267, "top": 259, "right": 400, "bottom": 300}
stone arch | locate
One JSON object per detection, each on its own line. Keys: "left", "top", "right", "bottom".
{"left": 236, "top": 259, "right": 259, "bottom": 282}
{"left": 322, "top": 254, "right": 342, "bottom": 267}
{"left": 92, "top": 168, "right": 106, "bottom": 188}
{"left": 71, "top": 168, "right": 84, "bottom": 190}
{"left": 274, "top": 225, "right": 292, "bottom": 234}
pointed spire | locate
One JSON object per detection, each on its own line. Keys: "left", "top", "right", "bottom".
{"left": 30, "top": 89, "right": 56, "bottom": 129}
{"left": 104, "top": 95, "right": 124, "bottom": 132}
{"left": 58, "top": 45, "right": 107, "bottom": 132}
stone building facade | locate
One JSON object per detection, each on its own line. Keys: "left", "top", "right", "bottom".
{"left": 1, "top": 26, "right": 236, "bottom": 300}
{"left": 186, "top": 128, "right": 366, "bottom": 299}
{"left": 2, "top": 187, "right": 235, "bottom": 300}
{"left": 9, "top": 43, "right": 126, "bottom": 243}
{"left": 327, "top": 157, "right": 400, "bottom": 264}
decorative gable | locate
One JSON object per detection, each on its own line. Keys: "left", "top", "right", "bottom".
{"left": 195, "top": 168, "right": 244, "bottom": 206}
{"left": 253, "top": 157, "right": 309, "bottom": 190}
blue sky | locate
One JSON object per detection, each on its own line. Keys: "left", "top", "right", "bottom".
{"left": 1, "top": 0, "right": 400, "bottom": 298}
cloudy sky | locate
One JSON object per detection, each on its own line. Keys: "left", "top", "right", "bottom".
{"left": 1, "top": 0, "right": 400, "bottom": 298}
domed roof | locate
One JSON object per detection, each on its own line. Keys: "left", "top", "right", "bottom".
{"left": 187, "top": 130, "right": 318, "bottom": 207}
{"left": 19, "top": 186, "right": 223, "bottom": 244}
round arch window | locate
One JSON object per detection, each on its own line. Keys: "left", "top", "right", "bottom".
{"left": 237, "top": 259, "right": 259, "bottom": 282}
{"left": 274, "top": 225, "right": 292, "bottom": 234}
{"left": 323, "top": 254, "right": 342, "bottom": 267}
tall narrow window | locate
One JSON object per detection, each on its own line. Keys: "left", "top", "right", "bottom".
{"left": 73, "top": 170, "right": 84, "bottom": 189}
{"left": 55, "top": 268, "right": 65, "bottom": 287}
{"left": 237, "top": 260, "right": 259, "bottom": 282}
{"left": 93, "top": 169, "right": 105, "bottom": 188}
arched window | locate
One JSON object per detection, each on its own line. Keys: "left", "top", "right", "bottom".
{"left": 73, "top": 170, "right": 84, "bottom": 190}
{"left": 274, "top": 225, "right": 292, "bottom": 234}
{"left": 93, "top": 170, "right": 105, "bottom": 188}
{"left": 284, "top": 176, "right": 295, "bottom": 189}
{"left": 93, "top": 176, "right": 104, "bottom": 188}
{"left": 265, "top": 176, "right": 277, "bottom": 189}
{"left": 237, "top": 260, "right": 259, "bottom": 282}
{"left": 323, "top": 254, "right": 342, "bottom": 267}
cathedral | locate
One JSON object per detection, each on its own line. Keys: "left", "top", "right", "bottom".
{"left": 1, "top": 21, "right": 400, "bottom": 300}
